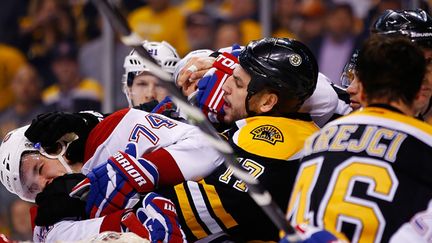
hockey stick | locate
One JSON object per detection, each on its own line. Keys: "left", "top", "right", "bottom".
{"left": 91, "top": 0, "right": 300, "bottom": 241}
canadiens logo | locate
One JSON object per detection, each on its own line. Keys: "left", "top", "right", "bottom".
{"left": 250, "top": 125, "right": 284, "bottom": 145}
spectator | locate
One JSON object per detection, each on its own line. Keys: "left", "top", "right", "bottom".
{"left": 19, "top": 0, "right": 76, "bottom": 87}
{"left": 294, "top": 0, "right": 326, "bottom": 46}
{"left": 213, "top": 22, "right": 243, "bottom": 50}
{"left": 0, "top": 0, "right": 27, "bottom": 46}
{"left": 0, "top": 44, "right": 27, "bottom": 112}
{"left": 0, "top": 64, "right": 49, "bottom": 139}
{"left": 42, "top": 41, "right": 103, "bottom": 112}
{"left": 272, "top": 0, "right": 298, "bottom": 39}
{"left": 185, "top": 11, "right": 216, "bottom": 51}
{"left": 309, "top": 3, "right": 357, "bottom": 84}
{"left": 128, "top": 0, "right": 189, "bottom": 56}
{"left": 218, "top": 0, "right": 261, "bottom": 45}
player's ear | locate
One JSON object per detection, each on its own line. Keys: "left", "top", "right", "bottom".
{"left": 256, "top": 91, "right": 279, "bottom": 114}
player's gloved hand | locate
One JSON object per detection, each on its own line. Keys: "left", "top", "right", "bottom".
{"left": 195, "top": 44, "right": 241, "bottom": 124}
{"left": 121, "top": 192, "right": 186, "bottom": 243}
{"left": 35, "top": 173, "right": 87, "bottom": 226}
{"left": 140, "top": 192, "right": 186, "bottom": 243}
{"left": 135, "top": 99, "right": 160, "bottom": 112}
{"left": 70, "top": 142, "right": 159, "bottom": 218}
{"left": 151, "top": 96, "right": 180, "bottom": 120}
{"left": 25, "top": 111, "right": 102, "bottom": 162}
{"left": 279, "top": 224, "right": 345, "bottom": 243}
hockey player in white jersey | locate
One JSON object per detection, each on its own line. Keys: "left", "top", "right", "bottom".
{"left": 0, "top": 107, "right": 223, "bottom": 242}
{"left": 0, "top": 41, "right": 222, "bottom": 242}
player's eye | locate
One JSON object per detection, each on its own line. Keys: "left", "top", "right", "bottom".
{"left": 39, "top": 164, "right": 44, "bottom": 175}
{"left": 234, "top": 77, "right": 243, "bottom": 88}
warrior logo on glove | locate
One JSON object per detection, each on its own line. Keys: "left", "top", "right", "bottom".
{"left": 112, "top": 152, "right": 148, "bottom": 187}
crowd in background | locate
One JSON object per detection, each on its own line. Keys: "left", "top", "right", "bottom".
{"left": 0, "top": 0, "right": 430, "bottom": 241}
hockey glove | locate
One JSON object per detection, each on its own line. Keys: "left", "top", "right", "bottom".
{"left": 25, "top": 111, "right": 102, "bottom": 162}
{"left": 151, "top": 96, "right": 180, "bottom": 120}
{"left": 121, "top": 192, "right": 186, "bottom": 243}
{"left": 35, "top": 173, "right": 87, "bottom": 226}
{"left": 70, "top": 142, "right": 159, "bottom": 218}
{"left": 195, "top": 44, "right": 241, "bottom": 124}
{"left": 135, "top": 99, "right": 159, "bottom": 112}
{"left": 279, "top": 224, "right": 345, "bottom": 243}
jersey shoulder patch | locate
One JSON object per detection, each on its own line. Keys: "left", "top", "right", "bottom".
{"left": 232, "top": 116, "right": 318, "bottom": 160}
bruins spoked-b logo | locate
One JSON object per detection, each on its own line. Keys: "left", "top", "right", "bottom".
{"left": 250, "top": 125, "right": 284, "bottom": 145}
{"left": 289, "top": 54, "right": 302, "bottom": 66}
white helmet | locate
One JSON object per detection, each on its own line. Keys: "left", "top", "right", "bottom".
{"left": 0, "top": 125, "right": 75, "bottom": 202}
{"left": 0, "top": 125, "right": 38, "bottom": 202}
{"left": 122, "top": 41, "right": 180, "bottom": 106}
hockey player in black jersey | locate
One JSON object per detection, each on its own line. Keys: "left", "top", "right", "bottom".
{"left": 155, "top": 37, "right": 321, "bottom": 242}
{"left": 343, "top": 9, "right": 432, "bottom": 123}
{"left": 287, "top": 34, "right": 432, "bottom": 243}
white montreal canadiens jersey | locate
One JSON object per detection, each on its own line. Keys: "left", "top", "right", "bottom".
{"left": 82, "top": 108, "right": 224, "bottom": 181}
{"left": 33, "top": 108, "right": 224, "bottom": 242}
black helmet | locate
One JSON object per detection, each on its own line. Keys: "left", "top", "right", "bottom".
{"left": 239, "top": 37, "right": 318, "bottom": 109}
{"left": 372, "top": 9, "right": 432, "bottom": 48}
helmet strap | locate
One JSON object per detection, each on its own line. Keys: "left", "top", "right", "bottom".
{"left": 57, "top": 155, "right": 73, "bottom": 173}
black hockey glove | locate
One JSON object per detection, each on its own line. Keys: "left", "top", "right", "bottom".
{"left": 135, "top": 99, "right": 159, "bottom": 112}
{"left": 35, "top": 173, "right": 87, "bottom": 226}
{"left": 25, "top": 111, "right": 102, "bottom": 162}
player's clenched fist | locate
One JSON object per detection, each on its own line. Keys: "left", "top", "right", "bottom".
{"left": 70, "top": 142, "right": 159, "bottom": 218}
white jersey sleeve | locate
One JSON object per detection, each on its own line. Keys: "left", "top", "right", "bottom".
{"left": 299, "top": 73, "right": 339, "bottom": 127}
{"left": 82, "top": 108, "right": 224, "bottom": 182}
{"left": 390, "top": 200, "right": 432, "bottom": 243}
{"left": 32, "top": 209, "right": 132, "bottom": 242}
{"left": 33, "top": 217, "right": 104, "bottom": 242}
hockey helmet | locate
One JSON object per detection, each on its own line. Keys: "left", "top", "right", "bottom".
{"left": 0, "top": 125, "right": 38, "bottom": 202}
{"left": 340, "top": 50, "right": 359, "bottom": 88}
{"left": 372, "top": 9, "right": 432, "bottom": 48}
{"left": 122, "top": 41, "right": 180, "bottom": 106}
{"left": 123, "top": 40, "right": 180, "bottom": 86}
{"left": 0, "top": 125, "right": 75, "bottom": 202}
{"left": 239, "top": 37, "right": 318, "bottom": 108}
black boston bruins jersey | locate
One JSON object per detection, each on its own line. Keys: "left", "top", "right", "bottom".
{"left": 287, "top": 106, "right": 432, "bottom": 243}
{"left": 158, "top": 116, "right": 318, "bottom": 242}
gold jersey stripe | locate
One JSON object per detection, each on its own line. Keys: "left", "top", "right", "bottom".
{"left": 327, "top": 107, "right": 432, "bottom": 145}
{"left": 200, "top": 180, "right": 238, "bottom": 228}
{"left": 175, "top": 184, "right": 208, "bottom": 239}
{"left": 357, "top": 107, "right": 432, "bottom": 135}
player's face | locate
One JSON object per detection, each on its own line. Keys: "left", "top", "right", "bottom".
{"left": 129, "top": 73, "right": 168, "bottom": 106}
{"left": 346, "top": 74, "right": 361, "bottom": 110}
{"left": 222, "top": 65, "right": 250, "bottom": 123}
{"left": 20, "top": 153, "right": 68, "bottom": 197}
